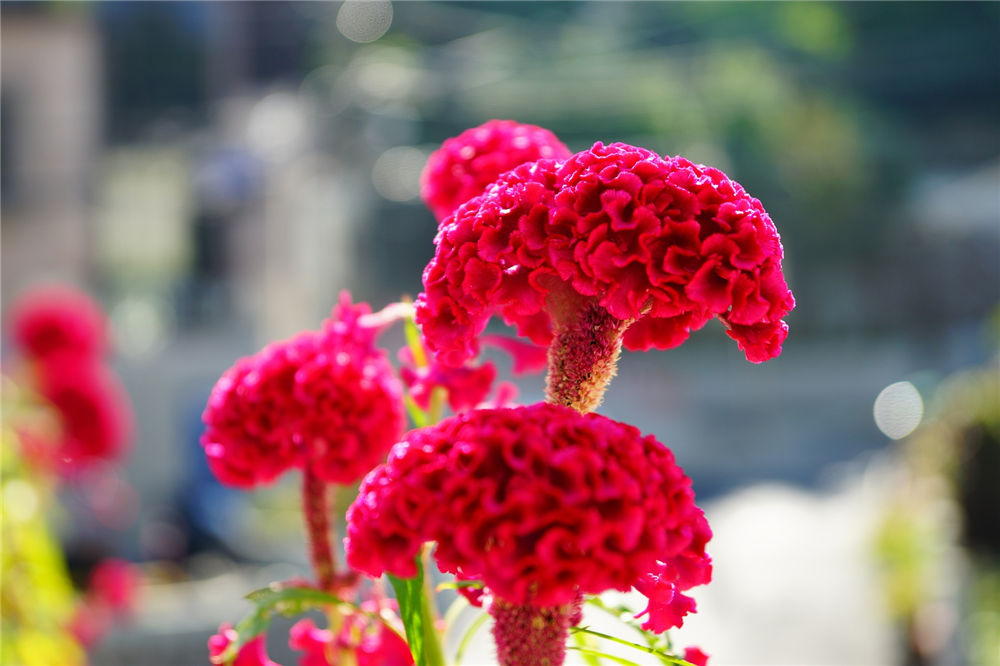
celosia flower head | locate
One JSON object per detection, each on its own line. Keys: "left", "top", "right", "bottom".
{"left": 345, "top": 402, "right": 711, "bottom": 623}
{"left": 421, "top": 119, "right": 572, "bottom": 221}
{"left": 201, "top": 293, "right": 405, "bottom": 488}
{"left": 8, "top": 286, "right": 107, "bottom": 360}
{"left": 416, "top": 141, "right": 795, "bottom": 366}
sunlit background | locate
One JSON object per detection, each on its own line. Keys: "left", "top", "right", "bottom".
{"left": 2, "top": 2, "right": 998, "bottom": 665}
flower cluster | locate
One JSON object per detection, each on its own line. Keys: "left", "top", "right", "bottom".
{"left": 290, "top": 613, "right": 413, "bottom": 666}
{"left": 345, "top": 402, "right": 711, "bottom": 618}
{"left": 7, "top": 286, "right": 132, "bottom": 472}
{"left": 416, "top": 142, "right": 795, "bottom": 367}
{"left": 421, "top": 119, "right": 571, "bottom": 221}
{"left": 201, "top": 293, "right": 405, "bottom": 488}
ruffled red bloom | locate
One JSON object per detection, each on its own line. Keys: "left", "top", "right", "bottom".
{"left": 201, "top": 293, "right": 405, "bottom": 488}
{"left": 416, "top": 142, "right": 794, "bottom": 366}
{"left": 345, "top": 403, "right": 711, "bottom": 617}
{"left": 7, "top": 286, "right": 107, "bottom": 361}
{"left": 208, "top": 624, "right": 279, "bottom": 666}
{"left": 421, "top": 120, "right": 572, "bottom": 221}
{"left": 35, "top": 354, "right": 133, "bottom": 470}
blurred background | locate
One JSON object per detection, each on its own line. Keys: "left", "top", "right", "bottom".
{"left": 2, "top": 2, "right": 998, "bottom": 665}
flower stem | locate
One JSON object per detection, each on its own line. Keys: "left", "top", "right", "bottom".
{"left": 545, "top": 300, "right": 632, "bottom": 413}
{"left": 490, "top": 597, "right": 581, "bottom": 666}
{"left": 302, "top": 467, "right": 336, "bottom": 592}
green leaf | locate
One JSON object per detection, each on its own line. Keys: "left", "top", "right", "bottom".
{"left": 569, "top": 627, "right": 695, "bottom": 666}
{"left": 404, "top": 315, "right": 428, "bottom": 368}
{"left": 218, "top": 583, "right": 345, "bottom": 664}
{"left": 388, "top": 556, "right": 445, "bottom": 666}
{"left": 567, "top": 646, "right": 645, "bottom": 666}
{"left": 389, "top": 570, "right": 425, "bottom": 665}
{"left": 434, "top": 580, "right": 484, "bottom": 593}
{"left": 404, "top": 393, "right": 429, "bottom": 428}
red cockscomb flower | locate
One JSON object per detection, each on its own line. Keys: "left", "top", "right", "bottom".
{"left": 421, "top": 120, "right": 572, "bottom": 222}
{"left": 416, "top": 142, "right": 795, "bottom": 405}
{"left": 345, "top": 402, "right": 711, "bottom": 665}
{"left": 201, "top": 293, "right": 405, "bottom": 488}
{"left": 35, "top": 354, "right": 133, "bottom": 470}
{"left": 8, "top": 286, "right": 107, "bottom": 361}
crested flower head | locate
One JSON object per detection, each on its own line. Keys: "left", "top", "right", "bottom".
{"left": 416, "top": 141, "right": 795, "bottom": 368}
{"left": 8, "top": 286, "right": 108, "bottom": 361}
{"left": 201, "top": 293, "right": 405, "bottom": 488}
{"left": 344, "top": 402, "right": 711, "bottom": 618}
{"left": 421, "top": 119, "right": 572, "bottom": 221}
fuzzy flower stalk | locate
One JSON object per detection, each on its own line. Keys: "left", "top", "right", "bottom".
{"left": 201, "top": 292, "right": 405, "bottom": 592}
{"left": 345, "top": 403, "right": 712, "bottom": 666}
{"left": 417, "top": 141, "right": 795, "bottom": 412}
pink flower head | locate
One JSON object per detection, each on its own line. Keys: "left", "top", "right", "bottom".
{"left": 208, "top": 624, "right": 279, "bottom": 666}
{"left": 416, "top": 142, "right": 794, "bottom": 366}
{"left": 421, "top": 119, "right": 572, "bottom": 221}
{"left": 35, "top": 354, "right": 133, "bottom": 470}
{"left": 684, "top": 646, "right": 710, "bottom": 666}
{"left": 345, "top": 403, "right": 711, "bottom": 616}
{"left": 201, "top": 293, "right": 405, "bottom": 488}
{"left": 7, "top": 285, "right": 107, "bottom": 360}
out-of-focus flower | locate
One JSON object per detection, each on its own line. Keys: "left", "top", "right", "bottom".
{"left": 201, "top": 293, "right": 405, "bottom": 488}
{"left": 684, "top": 646, "right": 710, "bottom": 666}
{"left": 35, "top": 355, "right": 133, "bottom": 471}
{"left": 345, "top": 402, "right": 710, "bottom": 613}
{"left": 208, "top": 624, "right": 280, "bottom": 666}
{"left": 289, "top": 615, "right": 414, "bottom": 666}
{"left": 416, "top": 141, "right": 794, "bottom": 377}
{"left": 88, "top": 558, "right": 140, "bottom": 615}
{"left": 398, "top": 345, "right": 497, "bottom": 414}
{"left": 8, "top": 286, "right": 107, "bottom": 361}
{"left": 421, "top": 119, "right": 572, "bottom": 222}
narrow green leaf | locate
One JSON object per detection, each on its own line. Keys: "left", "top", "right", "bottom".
{"left": 404, "top": 393, "right": 428, "bottom": 428}
{"left": 434, "top": 580, "right": 484, "bottom": 592}
{"left": 572, "top": 628, "right": 603, "bottom": 666}
{"left": 454, "top": 609, "right": 489, "bottom": 665}
{"left": 388, "top": 554, "right": 445, "bottom": 666}
{"left": 389, "top": 571, "right": 425, "bottom": 665}
{"left": 569, "top": 627, "right": 695, "bottom": 666}
{"left": 567, "top": 646, "right": 645, "bottom": 666}
{"left": 219, "top": 583, "right": 345, "bottom": 664}
{"left": 404, "top": 315, "right": 428, "bottom": 368}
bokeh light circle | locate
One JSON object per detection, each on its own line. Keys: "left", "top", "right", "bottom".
{"left": 337, "top": 1, "right": 393, "bottom": 44}
{"left": 873, "top": 381, "right": 924, "bottom": 440}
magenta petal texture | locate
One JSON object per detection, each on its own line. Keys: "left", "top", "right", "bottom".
{"left": 201, "top": 293, "right": 405, "bottom": 488}
{"left": 416, "top": 141, "right": 795, "bottom": 366}
{"left": 421, "top": 119, "right": 572, "bottom": 221}
{"left": 345, "top": 403, "right": 711, "bottom": 615}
